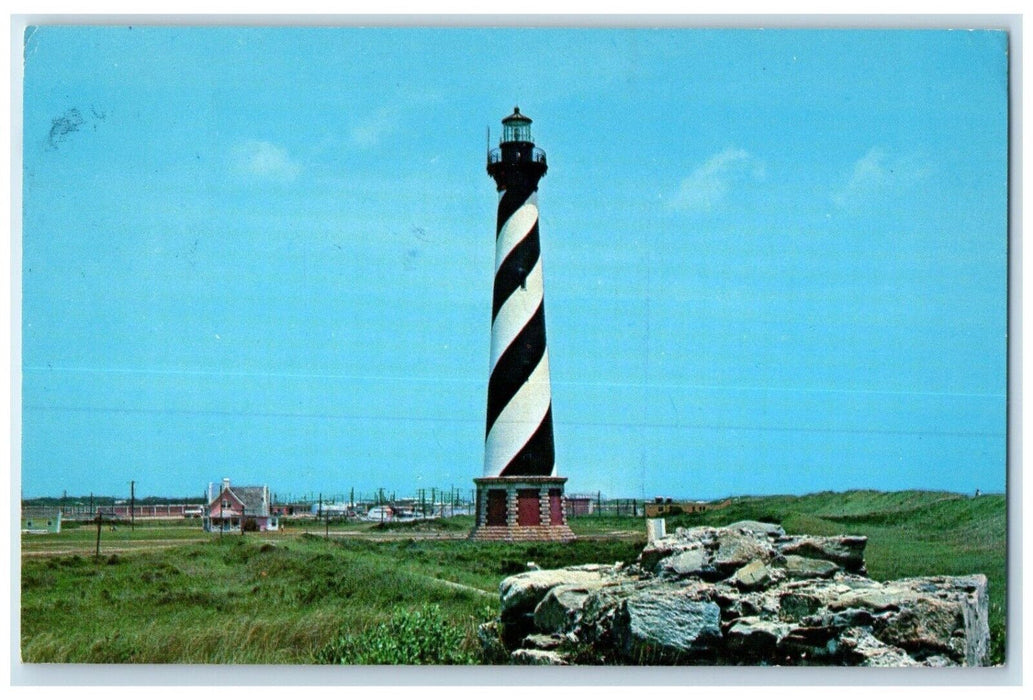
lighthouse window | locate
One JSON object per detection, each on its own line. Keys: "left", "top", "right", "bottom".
{"left": 504, "top": 123, "right": 531, "bottom": 143}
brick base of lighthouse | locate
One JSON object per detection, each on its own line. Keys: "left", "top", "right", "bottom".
{"left": 469, "top": 476, "right": 576, "bottom": 542}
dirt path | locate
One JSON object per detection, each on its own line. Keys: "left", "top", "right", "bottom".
{"left": 413, "top": 573, "right": 495, "bottom": 597}
{"left": 21, "top": 539, "right": 209, "bottom": 557}
{"left": 294, "top": 530, "right": 470, "bottom": 540}
{"left": 19, "top": 530, "right": 469, "bottom": 558}
{"left": 21, "top": 527, "right": 642, "bottom": 558}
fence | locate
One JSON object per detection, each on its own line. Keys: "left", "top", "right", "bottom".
{"left": 56, "top": 503, "right": 200, "bottom": 521}
{"left": 29, "top": 490, "right": 723, "bottom": 523}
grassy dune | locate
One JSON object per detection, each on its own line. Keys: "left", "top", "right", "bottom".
{"left": 20, "top": 490, "right": 1006, "bottom": 665}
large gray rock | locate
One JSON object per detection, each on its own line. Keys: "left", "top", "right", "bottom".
{"left": 725, "top": 617, "right": 794, "bottom": 658}
{"left": 826, "top": 578, "right": 904, "bottom": 611}
{"left": 778, "top": 589, "right": 826, "bottom": 622}
{"left": 499, "top": 566, "right": 617, "bottom": 620}
{"left": 773, "top": 574, "right": 990, "bottom": 666}
{"left": 780, "top": 554, "right": 841, "bottom": 579}
{"left": 498, "top": 565, "right": 623, "bottom": 646}
{"left": 713, "top": 530, "right": 777, "bottom": 572}
{"left": 957, "top": 575, "right": 991, "bottom": 666}
{"left": 730, "top": 559, "right": 782, "bottom": 591}
{"left": 511, "top": 648, "right": 568, "bottom": 665}
{"left": 838, "top": 627, "right": 922, "bottom": 667}
{"left": 726, "top": 520, "right": 786, "bottom": 538}
{"left": 868, "top": 575, "right": 989, "bottom": 666}
{"left": 643, "top": 523, "right": 859, "bottom": 581}
{"left": 778, "top": 536, "right": 867, "bottom": 573}
{"left": 575, "top": 581, "right": 648, "bottom": 649}
{"left": 638, "top": 532, "right": 704, "bottom": 572}
{"left": 521, "top": 633, "right": 565, "bottom": 650}
{"left": 612, "top": 589, "right": 722, "bottom": 663}
{"left": 657, "top": 546, "right": 712, "bottom": 579}
{"left": 533, "top": 582, "right": 608, "bottom": 634}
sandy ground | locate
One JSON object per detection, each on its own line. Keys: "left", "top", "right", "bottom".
{"left": 19, "top": 529, "right": 474, "bottom": 558}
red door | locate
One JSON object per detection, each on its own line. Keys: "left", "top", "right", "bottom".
{"left": 517, "top": 489, "right": 541, "bottom": 526}
{"left": 549, "top": 489, "right": 564, "bottom": 525}
{"left": 487, "top": 490, "right": 507, "bottom": 526}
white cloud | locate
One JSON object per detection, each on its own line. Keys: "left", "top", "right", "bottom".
{"left": 346, "top": 91, "right": 444, "bottom": 150}
{"left": 232, "top": 140, "right": 301, "bottom": 182}
{"left": 349, "top": 106, "right": 399, "bottom": 149}
{"left": 671, "top": 148, "right": 761, "bottom": 213}
{"left": 833, "top": 147, "right": 930, "bottom": 209}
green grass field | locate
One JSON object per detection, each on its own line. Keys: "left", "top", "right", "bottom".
{"left": 20, "top": 489, "right": 1006, "bottom": 665}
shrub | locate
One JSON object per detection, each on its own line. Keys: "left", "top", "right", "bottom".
{"left": 313, "top": 604, "right": 477, "bottom": 665}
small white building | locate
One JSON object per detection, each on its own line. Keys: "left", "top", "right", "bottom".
{"left": 22, "top": 507, "right": 62, "bottom": 534}
{"left": 311, "top": 502, "right": 352, "bottom": 517}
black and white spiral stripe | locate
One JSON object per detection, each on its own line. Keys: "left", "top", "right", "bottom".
{"left": 484, "top": 188, "right": 556, "bottom": 478}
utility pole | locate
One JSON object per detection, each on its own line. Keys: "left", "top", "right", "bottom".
{"left": 130, "top": 480, "right": 135, "bottom": 532}
{"left": 94, "top": 512, "right": 102, "bottom": 558}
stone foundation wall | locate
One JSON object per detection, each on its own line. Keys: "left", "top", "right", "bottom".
{"left": 471, "top": 476, "right": 574, "bottom": 542}
{"left": 479, "top": 521, "right": 991, "bottom": 666}
{"left": 469, "top": 524, "right": 576, "bottom": 542}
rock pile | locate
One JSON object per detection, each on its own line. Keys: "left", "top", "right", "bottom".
{"left": 479, "top": 521, "right": 989, "bottom": 666}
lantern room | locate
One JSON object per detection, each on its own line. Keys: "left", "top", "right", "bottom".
{"left": 501, "top": 106, "right": 533, "bottom": 144}
{"left": 487, "top": 106, "right": 547, "bottom": 189}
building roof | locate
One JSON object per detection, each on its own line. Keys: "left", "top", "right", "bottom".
{"left": 207, "top": 482, "right": 270, "bottom": 517}
{"left": 501, "top": 106, "right": 532, "bottom": 124}
{"left": 22, "top": 506, "right": 61, "bottom": 519}
{"left": 227, "top": 486, "right": 269, "bottom": 516}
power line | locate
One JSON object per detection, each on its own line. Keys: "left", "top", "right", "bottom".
{"left": 23, "top": 403, "right": 1003, "bottom": 439}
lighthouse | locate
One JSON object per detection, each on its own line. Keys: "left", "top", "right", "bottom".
{"left": 471, "top": 107, "right": 575, "bottom": 542}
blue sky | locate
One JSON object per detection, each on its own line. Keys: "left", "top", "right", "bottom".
{"left": 19, "top": 26, "right": 1008, "bottom": 501}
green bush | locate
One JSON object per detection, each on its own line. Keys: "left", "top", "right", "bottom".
{"left": 313, "top": 604, "right": 477, "bottom": 665}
